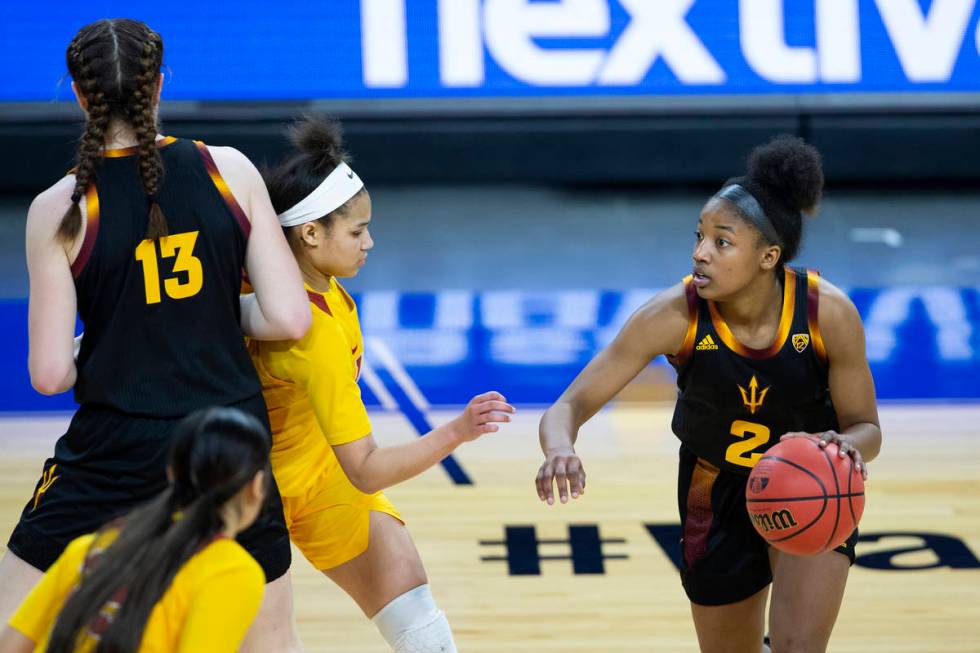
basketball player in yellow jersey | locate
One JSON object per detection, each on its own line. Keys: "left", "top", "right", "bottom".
{"left": 241, "top": 115, "right": 515, "bottom": 653}
{"left": 0, "top": 407, "right": 271, "bottom": 653}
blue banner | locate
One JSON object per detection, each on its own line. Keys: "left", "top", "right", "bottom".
{"left": 3, "top": 1, "right": 980, "bottom": 103}
{"left": 2, "top": 286, "right": 978, "bottom": 413}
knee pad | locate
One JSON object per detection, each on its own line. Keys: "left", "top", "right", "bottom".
{"left": 371, "top": 584, "right": 457, "bottom": 653}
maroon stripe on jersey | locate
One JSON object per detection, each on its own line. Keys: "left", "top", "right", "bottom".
{"left": 683, "top": 458, "right": 720, "bottom": 567}
{"left": 71, "top": 185, "right": 100, "bottom": 278}
{"left": 193, "top": 140, "right": 251, "bottom": 238}
{"left": 307, "top": 290, "right": 332, "bottom": 316}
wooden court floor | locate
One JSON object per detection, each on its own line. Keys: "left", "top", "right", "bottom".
{"left": 1, "top": 403, "right": 978, "bottom": 652}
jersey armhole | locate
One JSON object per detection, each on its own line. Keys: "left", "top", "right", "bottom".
{"left": 193, "top": 141, "right": 251, "bottom": 239}
{"left": 806, "top": 269, "right": 828, "bottom": 364}
{"left": 668, "top": 276, "right": 700, "bottom": 368}
{"left": 70, "top": 184, "right": 100, "bottom": 278}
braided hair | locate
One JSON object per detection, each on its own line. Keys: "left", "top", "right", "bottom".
{"left": 60, "top": 19, "right": 168, "bottom": 244}
{"left": 44, "top": 407, "right": 271, "bottom": 653}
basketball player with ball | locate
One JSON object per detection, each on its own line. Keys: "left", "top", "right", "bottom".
{"left": 535, "top": 135, "right": 881, "bottom": 653}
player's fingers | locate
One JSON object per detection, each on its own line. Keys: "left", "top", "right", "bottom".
{"left": 481, "top": 411, "right": 512, "bottom": 423}
{"left": 553, "top": 461, "right": 569, "bottom": 504}
{"left": 472, "top": 391, "right": 506, "bottom": 404}
{"left": 535, "top": 465, "right": 549, "bottom": 501}
{"left": 477, "top": 400, "right": 515, "bottom": 415}
{"left": 536, "top": 463, "right": 554, "bottom": 503}
{"left": 850, "top": 450, "right": 868, "bottom": 480}
{"left": 567, "top": 459, "right": 585, "bottom": 499}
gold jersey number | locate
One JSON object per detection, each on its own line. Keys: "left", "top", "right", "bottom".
{"left": 134, "top": 231, "right": 204, "bottom": 304}
{"left": 725, "top": 420, "right": 771, "bottom": 468}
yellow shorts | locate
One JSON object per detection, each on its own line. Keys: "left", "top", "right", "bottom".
{"left": 280, "top": 460, "right": 403, "bottom": 571}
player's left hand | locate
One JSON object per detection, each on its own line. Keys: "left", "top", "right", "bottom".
{"left": 447, "top": 391, "right": 516, "bottom": 444}
{"left": 780, "top": 430, "right": 869, "bottom": 480}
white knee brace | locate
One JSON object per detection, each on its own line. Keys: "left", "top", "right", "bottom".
{"left": 371, "top": 584, "right": 458, "bottom": 653}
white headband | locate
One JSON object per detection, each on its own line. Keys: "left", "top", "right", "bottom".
{"left": 277, "top": 161, "right": 365, "bottom": 227}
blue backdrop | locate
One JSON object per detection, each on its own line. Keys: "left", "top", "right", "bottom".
{"left": 3, "top": 1, "right": 980, "bottom": 102}
{"left": 2, "top": 286, "right": 978, "bottom": 413}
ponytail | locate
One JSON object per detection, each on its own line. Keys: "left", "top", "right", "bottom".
{"left": 45, "top": 407, "right": 270, "bottom": 652}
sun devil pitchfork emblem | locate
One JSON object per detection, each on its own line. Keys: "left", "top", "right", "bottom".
{"left": 738, "top": 375, "right": 770, "bottom": 415}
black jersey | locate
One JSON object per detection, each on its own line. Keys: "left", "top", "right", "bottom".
{"left": 669, "top": 267, "right": 838, "bottom": 476}
{"left": 71, "top": 137, "right": 261, "bottom": 417}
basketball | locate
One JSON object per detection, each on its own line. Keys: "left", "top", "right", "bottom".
{"left": 746, "top": 436, "right": 865, "bottom": 556}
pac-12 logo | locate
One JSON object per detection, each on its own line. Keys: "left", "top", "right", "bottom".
{"left": 792, "top": 333, "right": 810, "bottom": 353}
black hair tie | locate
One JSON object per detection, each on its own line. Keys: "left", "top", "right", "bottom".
{"left": 71, "top": 191, "right": 82, "bottom": 203}
{"left": 148, "top": 193, "right": 159, "bottom": 204}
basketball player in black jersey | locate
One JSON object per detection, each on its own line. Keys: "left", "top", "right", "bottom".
{"left": 0, "top": 18, "right": 311, "bottom": 625}
{"left": 535, "top": 136, "right": 881, "bottom": 653}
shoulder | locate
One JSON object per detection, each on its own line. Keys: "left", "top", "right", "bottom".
{"left": 27, "top": 176, "right": 76, "bottom": 234}
{"left": 182, "top": 538, "right": 264, "bottom": 586}
{"left": 814, "top": 276, "right": 861, "bottom": 328}
{"left": 613, "top": 280, "right": 693, "bottom": 358}
{"left": 203, "top": 145, "right": 262, "bottom": 181}
{"left": 813, "top": 276, "right": 865, "bottom": 357}
{"left": 630, "top": 281, "right": 693, "bottom": 331}
{"left": 61, "top": 532, "right": 98, "bottom": 564}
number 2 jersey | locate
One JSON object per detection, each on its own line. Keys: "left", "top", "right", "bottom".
{"left": 71, "top": 137, "right": 260, "bottom": 417}
{"left": 668, "top": 267, "right": 839, "bottom": 475}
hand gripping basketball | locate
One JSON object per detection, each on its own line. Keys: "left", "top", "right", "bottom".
{"left": 781, "top": 430, "right": 869, "bottom": 479}
{"left": 746, "top": 435, "right": 865, "bottom": 556}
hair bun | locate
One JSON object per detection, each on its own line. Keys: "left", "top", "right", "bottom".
{"left": 747, "top": 135, "right": 823, "bottom": 214}
{"left": 287, "top": 114, "right": 347, "bottom": 174}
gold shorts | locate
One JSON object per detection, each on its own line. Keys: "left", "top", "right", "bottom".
{"left": 281, "top": 460, "right": 403, "bottom": 571}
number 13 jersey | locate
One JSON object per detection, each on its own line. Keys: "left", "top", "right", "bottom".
{"left": 71, "top": 138, "right": 260, "bottom": 417}
{"left": 668, "top": 267, "right": 838, "bottom": 475}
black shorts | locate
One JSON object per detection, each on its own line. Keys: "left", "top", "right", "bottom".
{"left": 677, "top": 445, "right": 857, "bottom": 606}
{"left": 7, "top": 395, "right": 291, "bottom": 583}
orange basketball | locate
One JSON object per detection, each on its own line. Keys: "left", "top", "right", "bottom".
{"left": 746, "top": 436, "right": 865, "bottom": 556}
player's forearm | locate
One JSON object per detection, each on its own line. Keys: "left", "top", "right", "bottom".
{"left": 349, "top": 427, "right": 459, "bottom": 494}
{"left": 838, "top": 422, "right": 881, "bottom": 463}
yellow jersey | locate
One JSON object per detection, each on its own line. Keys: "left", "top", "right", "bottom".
{"left": 8, "top": 532, "right": 264, "bottom": 653}
{"left": 249, "top": 278, "right": 372, "bottom": 497}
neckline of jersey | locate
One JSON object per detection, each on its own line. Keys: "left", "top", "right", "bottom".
{"left": 706, "top": 267, "right": 796, "bottom": 359}
{"left": 103, "top": 136, "right": 178, "bottom": 158}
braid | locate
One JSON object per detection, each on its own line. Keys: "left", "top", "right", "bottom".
{"left": 130, "top": 33, "right": 167, "bottom": 240}
{"left": 58, "top": 43, "right": 111, "bottom": 245}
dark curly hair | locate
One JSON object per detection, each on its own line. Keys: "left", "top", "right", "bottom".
{"left": 263, "top": 114, "right": 366, "bottom": 235}
{"left": 721, "top": 135, "right": 824, "bottom": 265}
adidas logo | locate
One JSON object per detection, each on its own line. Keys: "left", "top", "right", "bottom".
{"left": 696, "top": 334, "right": 719, "bottom": 351}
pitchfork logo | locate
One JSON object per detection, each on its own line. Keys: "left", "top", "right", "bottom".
{"left": 738, "top": 375, "right": 770, "bottom": 415}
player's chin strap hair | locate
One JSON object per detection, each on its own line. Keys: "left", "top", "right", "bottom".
{"left": 715, "top": 184, "right": 783, "bottom": 247}
{"left": 277, "top": 161, "right": 364, "bottom": 227}
{"left": 371, "top": 584, "right": 458, "bottom": 653}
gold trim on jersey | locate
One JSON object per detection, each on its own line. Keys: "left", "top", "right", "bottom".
{"left": 806, "top": 269, "right": 828, "bottom": 363}
{"left": 708, "top": 267, "right": 796, "bottom": 359}
{"left": 670, "top": 275, "right": 700, "bottom": 367}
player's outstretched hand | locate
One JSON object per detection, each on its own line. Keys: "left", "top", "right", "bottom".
{"left": 781, "top": 430, "right": 868, "bottom": 480}
{"left": 536, "top": 448, "right": 586, "bottom": 505}
{"left": 448, "top": 391, "right": 515, "bottom": 444}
